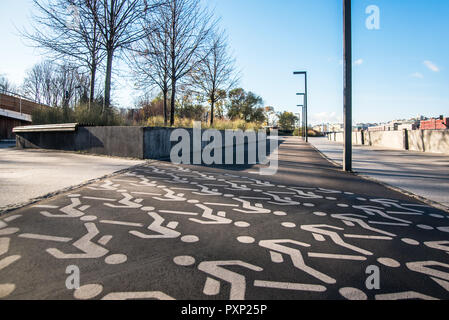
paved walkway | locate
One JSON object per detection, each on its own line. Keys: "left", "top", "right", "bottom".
{"left": 1, "top": 137, "right": 448, "bottom": 300}
{"left": 0, "top": 148, "right": 145, "bottom": 212}
{"left": 309, "top": 137, "right": 449, "bottom": 210}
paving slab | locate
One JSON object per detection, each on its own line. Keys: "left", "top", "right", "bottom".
{"left": 0, "top": 148, "right": 145, "bottom": 212}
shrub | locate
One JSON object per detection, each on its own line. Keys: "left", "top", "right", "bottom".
{"left": 31, "top": 103, "right": 123, "bottom": 126}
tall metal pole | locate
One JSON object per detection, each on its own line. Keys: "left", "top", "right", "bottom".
{"left": 343, "top": 0, "right": 352, "bottom": 171}
{"left": 302, "top": 105, "right": 305, "bottom": 139}
{"left": 297, "top": 104, "right": 304, "bottom": 140}
{"left": 294, "top": 72, "right": 308, "bottom": 141}
{"left": 304, "top": 73, "right": 308, "bottom": 143}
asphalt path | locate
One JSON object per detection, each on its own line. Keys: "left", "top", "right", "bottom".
{"left": 1, "top": 136, "right": 449, "bottom": 300}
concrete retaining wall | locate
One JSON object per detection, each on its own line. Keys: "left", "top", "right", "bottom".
{"left": 327, "top": 129, "right": 449, "bottom": 155}
{"left": 144, "top": 127, "right": 268, "bottom": 163}
{"left": 408, "top": 130, "right": 449, "bottom": 153}
{"left": 16, "top": 126, "right": 144, "bottom": 159}
{"left": 327, "top": 132, "right": 363, "bottom": 145}
{"left": 16, "top": 125, "right": 270, "bottom": 162}
{"left": 365, "top": 130, "right": 404, "bottom": 149}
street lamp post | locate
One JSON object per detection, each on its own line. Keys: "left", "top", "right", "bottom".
{"left": 297, "top": 104, "right": 304, "bottom": 139}
{"left": 293, "top": 71, "right": 308, "bottom": 142}
{"left": 343, "top": 0, "right": 352, "bottom": 172}
{"left": 296, "top": 93, "right": 306, "bottom": 139}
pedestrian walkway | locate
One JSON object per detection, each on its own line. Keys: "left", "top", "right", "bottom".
{"left": 0, "top": 148, "right": 145, "bottom": 212}
{"left": 309, "top": 137, "right": 449, "bottom": 210}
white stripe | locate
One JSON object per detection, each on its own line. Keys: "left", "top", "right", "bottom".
{"left": 19, "top": 233, "right": 72, "bottom": 242}
{"left": 100, "top": 220, "right": 144, "bottom": 227}
{"left": 308, "top": 252, "right": 367, "bottom": 261}
{"left": 254, "top": 280, "right": 326, "bottom": 292}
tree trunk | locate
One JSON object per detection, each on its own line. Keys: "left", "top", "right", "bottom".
{"left": 89, "top": 63, "right": 97, "bottom": 104}
{"left": 170, "top": 78, "right": 176, "bottom": 126}
{"left": 163, "top": 88, "right": 168, "bottom": 126}
{"left": 210, "top": 96, "right": 215, "bottom": 126}
{"left": 104, "top": 48, "right": 114, "bottom": 110}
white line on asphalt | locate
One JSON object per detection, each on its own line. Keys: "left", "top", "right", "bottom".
{"left": 19, "top": 233, "right": 72, "bottom": 242}
{"left": 100, "top": 220, "right": 144, "bottom": 227}
{"left": 254, "top": 280, "right": 327, "bottom": 292}
{"left": 307, "top": 252, "right": 367, "bottom": 261}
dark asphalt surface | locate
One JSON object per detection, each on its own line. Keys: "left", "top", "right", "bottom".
{"left": 1, "top": 136, "right": 449, "bottom": 300}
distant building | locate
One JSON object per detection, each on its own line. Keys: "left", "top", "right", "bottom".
{"left": 420, "top": 116, "right": 449, "bottom": 130}
{"left": 397, "top": 122, "right": 419, "bottom": 131}
{"left": 313, "top": 124, "right": 328, "bottom": 133}
{"left": 0, "top": 93, "right": 48, "bottom": 140}
{"left": 328, "top": 123, "right": 344, "bottom": 132}
{"left": 355, "top": 123, "right": 378, "bottom": 131}
{"left": 368, "top": 123, "right": 398, "bottom": 132}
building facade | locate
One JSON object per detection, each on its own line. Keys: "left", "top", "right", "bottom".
{"left": 0, "top": 93, "right": 47, "bottom": 140}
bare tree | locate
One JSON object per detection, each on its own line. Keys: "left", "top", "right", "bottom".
{"left": 23, "top": 0, "right": 104, "bottom": 103}
{"left": 0, "top": 75, "right": 16, "bottom": 94}
{"left": 128, "top": 9, "right": 171, "bottom": 125}
{"left": 155, "top": 0, "right": 216, "bottom": 126}
{"left": 22, "top": 60, "right": 87, "bottom": 107}
{"left": 191, "top": 31, "right": 238, "bottom": 125}
{"left": 86, "top": 0, "right": 160, "bottom": 108}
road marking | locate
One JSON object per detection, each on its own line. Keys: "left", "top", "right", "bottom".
{"left": 19, "top": 234, "right": 72, "bottom": 242}
{"left": 98, "top": 235, "right": 113, "bottom": 246}
{"left": 259, "top": 239, "right": 335, "bottom": 284}
{"left": 0, "top": 255, "right": 21, "bottom": 271}
{"left": 159, "top": 210, "right": 198, "bottom": 216}
{"left": 254, "top": 280, "right": 326, "bottom": 292}
{"left": 47, "top": 223, "right": 110, "bottom": 259}
{"left": 100, "top": 220, "right": 144, "bottom": 227}
{"left": 375, "top": 291, "right": 438, "bottom": 300}
{"left": 102, "top": 291, "right": 175, "bottom": 300}
{"left": 339, "top": 287, "right": 367, "bottom": 300}
{"left": 130, "top": 212, "right": 180, "bottom": 239}
{"left": 308, "top": 252, "right": 367, "bottom": 261}
{"left": 0, "top": 284, "right": 16, "bottom": 298}
{"left": 301, "top": 224, "right": 373, "bottom": 256}
{"left": 198, "top": 260, "right": 263, "bottom": 300}
{"left": 83, "top": 196, "right": 117, "bottom": 201}
{"left": 344, "top": 234, "right": 393, "bottom": 240}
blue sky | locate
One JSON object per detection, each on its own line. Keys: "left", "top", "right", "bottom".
{"left": 1, "top": 0, "right": 448, "bottom": 124}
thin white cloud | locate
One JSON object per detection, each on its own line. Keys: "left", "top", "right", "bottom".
{"left": 311, "top": 112, "right": 342, "bottom": 125}
{"left": 411, "top": 72, "right": 424, "bottom": 79}
{"left": 354, "top": 59, "right": 364, "bottom": 66}
{"left": 424, "top": 60, "right": 439, "bottom": 72}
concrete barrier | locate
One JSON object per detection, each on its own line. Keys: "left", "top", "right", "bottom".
{"left": 327, "top": 132, "right": 363, "bottom": 145}
{"left": 366, "top": 130, "right": 404, "bottom": 149}
{"left": 326, "top": 129, "right": 449, "bottom": 155}
{"left": 16, "top": 126, "right": 144, "bottom": 159}
{"left": 408, "top": 130, "right": 449, "bottom": 154}
{"left": 15, "top": 125, "right": 271, "bottom": 162}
